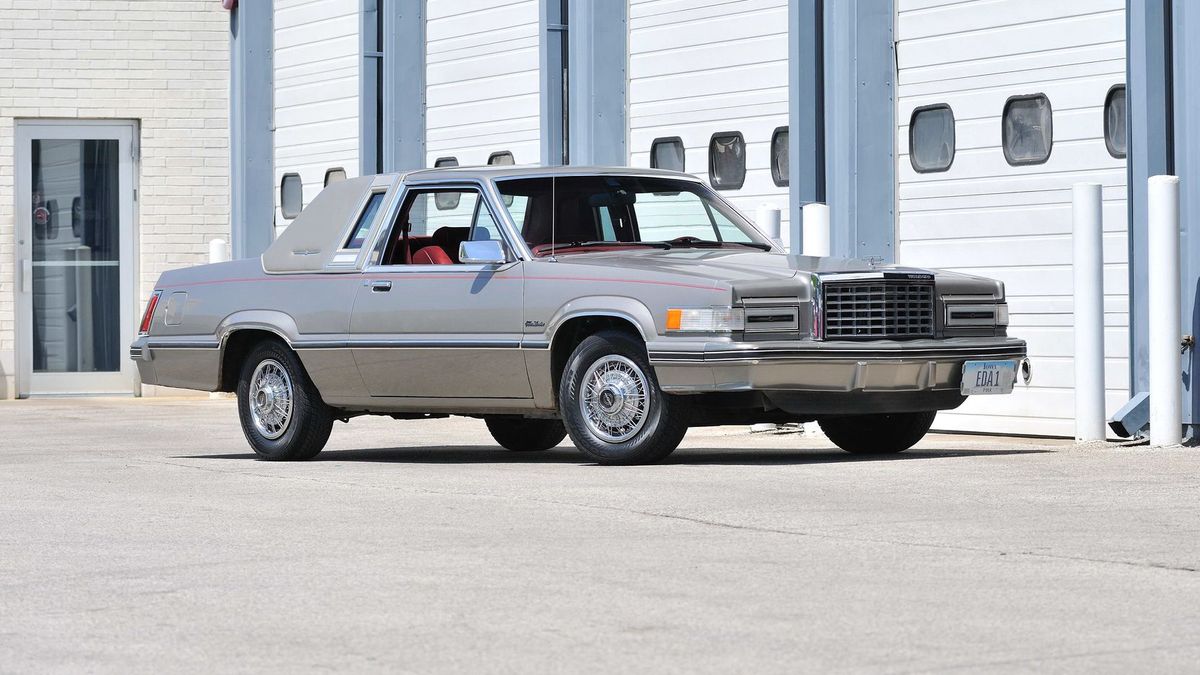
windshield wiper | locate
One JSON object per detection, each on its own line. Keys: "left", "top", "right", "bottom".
{"left": 561, "top": 241, "right": 673, "bottom": 250}
{"left": 662, "top": 239, "right": 773, "bottom": 251}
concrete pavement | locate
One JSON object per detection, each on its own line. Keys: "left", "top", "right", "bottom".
{"left": 2, "top": 398, "right": 1199, "bottom": 673}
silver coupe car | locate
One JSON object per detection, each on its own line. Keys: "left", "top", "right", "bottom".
{"left": 130, "top": 167, "right": 1028, "bottom": 464}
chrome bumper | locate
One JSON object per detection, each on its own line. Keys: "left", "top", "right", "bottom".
{"left": 648, "top": 337, "right": 1027, "bottom": 394}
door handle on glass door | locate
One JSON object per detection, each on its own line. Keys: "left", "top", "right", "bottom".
{"left": 20, "top": 259, "right": 32, "bottom": 293}
{"left": 370, "top": 280, "right": 392, "bottom": 292}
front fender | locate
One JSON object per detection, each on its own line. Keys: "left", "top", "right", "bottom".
{"left": 543, "top": 296, "right": 660, "bottom": 344}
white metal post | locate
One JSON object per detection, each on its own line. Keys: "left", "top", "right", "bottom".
{"left": 1148, "top": 175, "right": 1182, "bottom": 446}
{"left": 1072, "top": 183, "right": 1106, "bottom": 441}
{"left": 755, "top": 204, "right": 783, "bottom": 249}
{"left": 801, "top": 202, "right": 830, "bottom": 257}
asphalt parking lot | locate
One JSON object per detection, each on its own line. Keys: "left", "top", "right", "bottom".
{"left": 3, "top": 398, "right": 1199, "bottom": 673}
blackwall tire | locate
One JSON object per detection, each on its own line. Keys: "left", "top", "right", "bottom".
{"left": 818, "top": 411, "right": 937, "bottom": 454}
{"left": 485, "top": 416, "right": 568, "bottom": 452}
{"left": 559, "top": 331, "right": 690, "bottom": 465}
{"left": 236, "top": 340, "right": 334, "bottom": 461}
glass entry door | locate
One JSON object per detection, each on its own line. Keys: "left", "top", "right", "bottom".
{"left": 15, "top": 121, "right": 137, "bottom": 396}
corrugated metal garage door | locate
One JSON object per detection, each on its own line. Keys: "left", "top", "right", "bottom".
{"left": 895, "top": 0, "right": 1129, "bottom": 436}
{"left": 425, "top": 0, "right": 541, "bottom": 168}
{"left": 627, "top": 0, "right": 791, "bottom": 243}
{"left": 273, "top": 0, "right": 361, "bottom": 220}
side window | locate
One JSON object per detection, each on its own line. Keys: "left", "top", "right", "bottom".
{"left": 1104, "top": 85, "right": 1127, "bottom": 159}
{"left": 343, "top": 191, "right": 387, "bottom": 250}
{"left": 1002, "top": 94, "right": 1053, "bottom": 166}
{"left": 650, "top": 137, "right": 685, "bottom": 172}
{"left": 770, "top": 126, "right": 789, "bottom": 186}
{"left": 708, "top": 131, "right": 746, "bottom": 190}
{"left": 382, "top": 189, "right": 502, "bottom": 265}
{"left": 909, "top": 105, "right": 955, "bottom": 173}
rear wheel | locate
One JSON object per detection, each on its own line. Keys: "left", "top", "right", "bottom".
{"left": 485, "top": 416, "right": 567, "bottom": 452}
{"left": 559, "top": 331, "right": 690, "bottom": 465}
{"left": 818, "top": 411, "right": 937, "bottom": 454}
{"left": 236, "top": 340, "right": 333, "bottom": 460}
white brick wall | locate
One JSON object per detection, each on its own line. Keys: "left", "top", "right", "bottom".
{"left": 0, "top": 0, "right": 230, "bottom": 398}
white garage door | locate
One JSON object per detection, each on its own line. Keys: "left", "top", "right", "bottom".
{"left": 274, "top": 0, "right": 361, "bottom": 221}
{"left": 895, "top": 0, "right": 1129, "bottom": 436}
{"left": 425, "top": 0, "right": 541, "bottom": 168}
{"left": 627, "top": 0, "right": 791, "bottom": 243}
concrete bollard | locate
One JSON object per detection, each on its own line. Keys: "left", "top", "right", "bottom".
{"left": 1148, "top": 175, "right": 1182, "bottom": 446}
{"left": 1072, "top": 183, "right": 1106, "bottom": 442}
{"left": 801, "top": 202, "right": 830, "bottom": 257}
{"left": 755, "top": 204, "right": 783, "bottom": 249}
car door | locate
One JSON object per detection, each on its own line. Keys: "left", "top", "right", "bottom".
{"left": 348, "top": 183, "right": 532, "bottom": 399}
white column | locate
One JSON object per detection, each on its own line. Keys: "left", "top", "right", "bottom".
{"left": 1148, "top": 175, "right": 1182, "bottom": 446}
{"left": 755, "top": 204, "right": 783, "bottom": 249}
{"left": 1072, "top": 183, "right": 1106, "bottom": 441}
{"left": 801, "top": 202, "right": 830, "bottom": 257}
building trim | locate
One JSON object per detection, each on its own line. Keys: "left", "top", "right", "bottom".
{"left": 788, "top": 0, "right": 826, "bottom": 251}
{"left": 566, "top": 0, "right": 626, "bottom": 165}
{"left": 382, "top": 0, "right": 425, "bottom": 171}
{"left": 229, "top": 2, "right": 274, "bottom": 258}
{"left": 823, "top": 0, "right": 895, "bottom": 262}
{"left": 539, "top": 0, "right": 568, "bottom": 166}
{"left": 1126, "top": 0, "right": 1173, "bottom": 402}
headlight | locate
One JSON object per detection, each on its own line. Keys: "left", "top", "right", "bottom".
{"left": 665, "top": 307, "right": 745, "bottom": 333}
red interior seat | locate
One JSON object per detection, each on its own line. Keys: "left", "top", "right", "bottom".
{"left": 412, "top": 245, "right": 453, "bottom": 265}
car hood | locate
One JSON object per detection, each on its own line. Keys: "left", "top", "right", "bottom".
{"left": 546, "top": 249, "right": 1004, "bottom": 299}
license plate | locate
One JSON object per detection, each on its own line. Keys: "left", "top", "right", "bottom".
{"left": 961, "top": 360, "right": 1018, "bottom": 395}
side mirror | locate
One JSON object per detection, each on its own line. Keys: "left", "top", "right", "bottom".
{"left": 459, "top": 239, "right": 507, "bottom": 265}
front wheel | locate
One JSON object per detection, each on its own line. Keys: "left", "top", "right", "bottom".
{"left": 236, "top": 340, "right": 334, "bottom": 460}
{"left": 817, "top": 411, "right": 937, "bottom": 454}
{"left": 559, "top": 331, "right": 690, "bottom": 465}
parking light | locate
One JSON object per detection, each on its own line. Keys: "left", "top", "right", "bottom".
{"left": 665, "top": 307, "right": 745, "bottom": 333}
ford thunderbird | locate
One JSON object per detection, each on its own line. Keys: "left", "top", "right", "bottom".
{"left": 130, "top": 167, "right": 1029, "bottom": 464}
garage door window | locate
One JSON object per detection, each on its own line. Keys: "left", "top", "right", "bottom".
{"left": 651, "top": 137, "right": 685, "bottom": 172}
{"left": 1002, "top": 94, "right": 1053, "bottom": 166}
{"left": 909, "top": 105, "right": 955, "bottom": 173}
{"left": 488, "top": 151, "right": 515, "bottom": 166}
{"left": 1105, "top": 85, "right": 1127, "bottom": 159}
{"left": 434, "top": 157, "right": 459, "bottom": 168}
{"left": 770, "top": 127, "right": 789, "bottom": 186}
{"left": 708, "top": 132, "right": 745, "bottom": 190}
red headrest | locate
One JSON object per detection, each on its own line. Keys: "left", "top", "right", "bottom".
{"left": 412, "top": 245, "right": 453, "bottom": 265}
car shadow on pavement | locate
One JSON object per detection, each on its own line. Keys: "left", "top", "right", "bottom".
{"left": 177, "top": 446, "right": 1051, "bottom": 465}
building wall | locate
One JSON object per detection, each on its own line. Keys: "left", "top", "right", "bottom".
{"left": 895, "top": 0, "right": 1128, "bottom": 435}
{"left": 273, "top": 0, "right": 361, "bottom": 223}
{"left": 425, "top": 0, "right": 541, "bottom": 167}
{"left": 0, "top": 0, "right": 230, "bottom": 399}
{"left": 627, "top": 0, "right": 791, "bottom": 243}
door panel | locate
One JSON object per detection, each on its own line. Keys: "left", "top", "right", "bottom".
{"left": 349, "top": 265, "right": 531, "bottom": 398}
{"left": 16, "top": 122, "right": 137, "bottom": 396}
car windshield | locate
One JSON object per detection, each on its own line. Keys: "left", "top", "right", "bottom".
{"left": 494, "top": 175, "right": 772, "bottom": 255}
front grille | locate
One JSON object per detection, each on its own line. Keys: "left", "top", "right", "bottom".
{"left": 822, "top": 281, "right": 935, "bottom": 339}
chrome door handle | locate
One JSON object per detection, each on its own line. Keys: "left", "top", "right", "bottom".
{"left": 369, "top": 280, "right": 392, "bottom": 292}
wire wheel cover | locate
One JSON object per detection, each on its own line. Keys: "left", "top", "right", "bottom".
{"left": 579, "top": 354, "right": 650, "bottom": 443}
{"left": 249, "top": 359, "right": 294, "bottom": 440}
